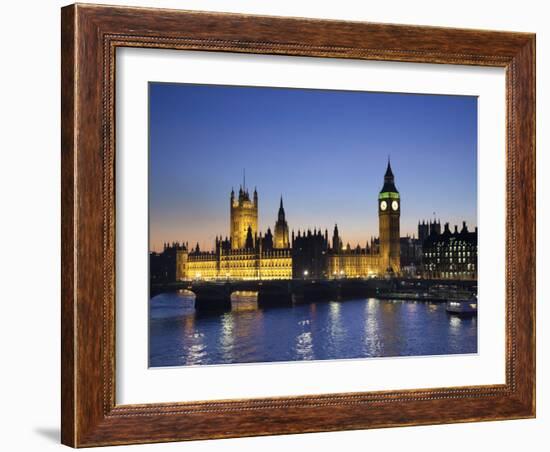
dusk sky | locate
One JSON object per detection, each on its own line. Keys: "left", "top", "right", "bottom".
{"left": 149, "top": 83, "right": 477, "bottom": 252}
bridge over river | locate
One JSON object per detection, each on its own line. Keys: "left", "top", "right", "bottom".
{"left": 150, "top": 278, "right": 477, "bottom": 312}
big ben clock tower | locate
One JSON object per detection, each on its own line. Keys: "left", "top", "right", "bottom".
{"left": 378, "top": 159, "right": 401, "bottom": 275}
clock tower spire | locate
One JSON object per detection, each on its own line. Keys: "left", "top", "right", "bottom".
{"left": 378, "top": 158, "right": 401, "bottom": 275}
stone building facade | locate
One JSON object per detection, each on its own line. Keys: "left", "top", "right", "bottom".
{"left": 172, "top": 162, "right": 401, "bottom": 281}
{"left": 177, "top": 186, "right": 293, "bottom": 281}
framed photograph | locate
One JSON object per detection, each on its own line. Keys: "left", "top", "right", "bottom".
{"left": 61, "top": 3, "right": 535, "bottom": 447}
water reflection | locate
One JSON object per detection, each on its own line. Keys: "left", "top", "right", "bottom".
{"left": 363, "top": 299, "right": 383, "bottom": 356}
{"left": 295, "top": 331, "right": 314, "bottom": 360}
{"left": 149, "top": 292, "right": 478, "bottom": 367}
{"left": 219, "top": 313, "right": 234, "bottom": 363}
{"left": 231, "top": 291, "right": 258, "bottom": 311}
{"left": 326, "top": 301, "right": 347, "bottom": 358}
{"left": 185, "top": 338, "right": 206, "bottom": 365}
{"left": 449, "top": 315, "right": 462, "bottom": 329}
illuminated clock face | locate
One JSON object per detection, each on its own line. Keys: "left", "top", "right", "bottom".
{"left": 392, "top": 200, "right": 399, "bottom": 211}
{"left": 380, "top": 200, "right": 387, "bottom": 211}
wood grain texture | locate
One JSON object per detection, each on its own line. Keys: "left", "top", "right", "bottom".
{"left": 60, "top": 5, "right": 76, "bottom": 447}
{"left": 61, "top": 3, "right": 536, "bottom": 447}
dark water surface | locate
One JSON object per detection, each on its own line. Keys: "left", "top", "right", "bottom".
{"left": 149, "top": 292, "right": 477, "bottom": 367}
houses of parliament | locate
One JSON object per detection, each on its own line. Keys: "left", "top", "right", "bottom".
{"left": 173, "top": 162, "right": 402, "bottom": 281}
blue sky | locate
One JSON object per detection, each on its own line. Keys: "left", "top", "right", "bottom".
{"left": 149, "top": 83, "right": 477, "bottom": 252}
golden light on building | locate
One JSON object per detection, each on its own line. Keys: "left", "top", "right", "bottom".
{"left": 176, "top": 163, "right": 402, "bottom": 281}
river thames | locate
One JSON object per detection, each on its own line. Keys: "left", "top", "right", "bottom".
{"left": 149, "top": 291, "right": 477, "bottom": 367}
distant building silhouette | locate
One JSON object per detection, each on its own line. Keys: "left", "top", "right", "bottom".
{"left": 422, "top": 221, "right": 477, "bottom": 280}
{"left": 400, "top": 235, "right": 423, "bottom": 276}
{"left": 292, "top": 228, "right": 329, "bottom": 279}
{"left": 150, "top": 242, "right": 186, "bottom": 283}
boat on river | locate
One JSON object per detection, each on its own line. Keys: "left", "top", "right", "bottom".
{"left": 446, "top": 297, "right": 477, "bottom": 316}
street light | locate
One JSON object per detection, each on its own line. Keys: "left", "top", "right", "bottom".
{"left": 303, "top": 270, "right": 309, "bottom": 279}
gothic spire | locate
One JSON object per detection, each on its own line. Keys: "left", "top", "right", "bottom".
{"left": 380, "top": 158, "right": 398, "bottom": 194}
{"left": 277, "top": 195, "right": 286, "bottom": 222}
{"left": 385, "top": 156, "right": 394, "bottom": 180}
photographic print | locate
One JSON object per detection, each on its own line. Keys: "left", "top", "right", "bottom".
{"left": 148, "top": 83, "right": 478, "bottom": 368}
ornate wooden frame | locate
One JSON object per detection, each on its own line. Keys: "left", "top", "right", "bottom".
{"left": 61, "top": 3, "right": 536, "bottom": 447}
